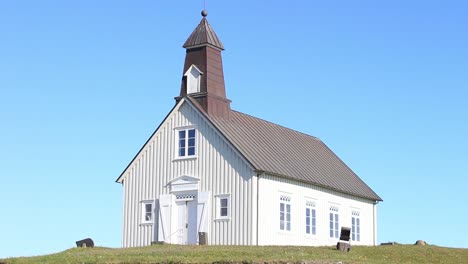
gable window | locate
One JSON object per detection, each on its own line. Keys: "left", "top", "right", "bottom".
{"left": 215, "top": 194, "right": 230, "bottom": 220}
{"left": 305, "top": 200, "right": 316, "bottom": 235}
{"left": 141, "top": 201, "right": 154, "bottom": 224}
{"left": 178, "top": 128, "right": 196, "bottom": 157}
{"left": 185, "top": 64, "right": 203, "bottom": 94}
{"left": 329, "top": 206, "right": 339, "bottom": 238}
{"left": 352, "top": 211, "right": 361, "bottom": 242}
{"left": 280, "top": 195, "right": 291, "bottom": 231}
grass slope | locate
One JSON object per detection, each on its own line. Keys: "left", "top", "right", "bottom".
{"left": 1, "top": 244, "right": 467, "bottom": 264}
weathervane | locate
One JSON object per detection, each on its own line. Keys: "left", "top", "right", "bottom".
{"left": 202, "top": 0, "right": 208, "bottom": 17}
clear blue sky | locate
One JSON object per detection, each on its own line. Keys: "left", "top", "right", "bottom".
{"left": 1, "top": 0, "right": 467, "bottom": 258}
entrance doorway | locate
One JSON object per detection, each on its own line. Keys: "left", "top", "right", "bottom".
{"left": 175, "top": 199, "right": 198, "bottom": 245}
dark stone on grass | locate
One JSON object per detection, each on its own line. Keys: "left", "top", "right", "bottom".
{"left": 415, "top": 240, "right": 427, "bottom": 246}
{"left": 76, "top": 238, "right": 94, "bottom": 248}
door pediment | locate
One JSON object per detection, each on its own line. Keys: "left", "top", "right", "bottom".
{"left": 167, "top": 175, "right": 200, "bottom": 193}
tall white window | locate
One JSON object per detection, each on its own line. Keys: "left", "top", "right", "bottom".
{"left": 178, "top": 128, "right": 196, "bottom": 157}
{"left": 329, "top": 206, "right": 339, "bottom": 238}
{"left": 280, "top": 195, "right": 291, "bottom": 231}
{"left": 305, "top": 201, "right": 316, "bottom": 235}
{"left": 215, "top": 194, "right": 230, "bottom": 219}
{"left": 141, "top": 201, "right": 154, "bottom": 224}
{"left": 352, "top": 211, "right": 361, "bottom": 241}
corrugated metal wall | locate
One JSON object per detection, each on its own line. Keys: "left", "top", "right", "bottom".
{"left": 257, "top": 174, "right": 377, "bottom": 246}
{"left": 120, "top": 101, "right": 257, "bottom": 247}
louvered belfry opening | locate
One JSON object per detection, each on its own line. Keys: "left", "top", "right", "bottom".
{"left": 176, "top": 11, "right": 231, "bottom": 119}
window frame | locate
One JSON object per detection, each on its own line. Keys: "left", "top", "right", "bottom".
{"left": 175, "top": 127, "right": 197, "bottom": 159}
{"left": 305, "top": 200, "right": 317, "bottom": 236}
{"left": 215, "top": 194, "right": 231, "bottom": 220}
{"left": 141, "top": 200, "right": 154, "bottom": 225}
{"left": 329, "top": 205, "right": 339, "bottom": 239}
{"left": 352, "top": 211, "right": 361, "bottom": 242}
{"left": 279, "top": 195, "right": 292, "bottom": 232}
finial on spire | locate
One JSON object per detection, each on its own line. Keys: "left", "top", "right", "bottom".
{"left": 201, "top": 10, "right": 208, "bottom": 17}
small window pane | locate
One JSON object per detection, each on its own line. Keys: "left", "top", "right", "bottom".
{"left": 330, "top": 213, "right": 333, "bottom": 221}
{"left": 312, "top": 209, "right": 316, "bottom": 218}
{"left": 179, "top": 130, "right": 186, "bottom": 139}
{"left": 287, "top": 222, "right": 291, "bottom": 231}
{"left": 188, "top": 147, "right": 195, "bottom": 156}
{"left": 179, "top": 139, "right": 185, "bottom": 147}
{"left": 280, "top": 221, "right": 284, "bottom": 230}
{"left": 280, "top": 203, "right": 284, "bottom": 212}
{"left": 306, "top": 226, "right": 310, "bottom": 234}
{"left": 220, "top": 198, "right": 228, "bottom": 207}
{"left": 306, "top": 208, "right": 310, "bottom": 217}
{"left": 312, "top": 226, "right": 316, "bottom": 235}
{"left": 188, "top": 129, "right": 195, "bottom": 138}
{"left": 188, "top": 138, "right": 195, "bottom": 147}
{"left": 179, "top": 148, "right": 185, "bottom": 156}
{"left": 221, "top": 208, "right": 228, "bottom": 217}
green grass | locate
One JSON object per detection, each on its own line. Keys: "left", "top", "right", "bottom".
{"left": 1, "top": 244, "right": 467, "bottom": 264}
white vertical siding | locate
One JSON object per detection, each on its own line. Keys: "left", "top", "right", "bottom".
{"left": 257, "top": 174, "right": 377, "bottom": 246}
{"left": 119, "top": 100, "right": 256, "bottom": 247}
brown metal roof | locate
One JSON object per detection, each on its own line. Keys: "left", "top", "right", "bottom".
{"left": 183, "top": 18, "right": 224, "bottom": 50}
{"left": 187, "top": 97, "right": 382, "bottom": 201}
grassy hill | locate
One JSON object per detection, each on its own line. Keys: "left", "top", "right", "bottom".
{"left": 1, "top": 244, "right": 467, "bottom": 264}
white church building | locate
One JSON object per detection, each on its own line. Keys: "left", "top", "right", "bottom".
{"left": 116, "top": 11, "right": 382, "bottom": 248}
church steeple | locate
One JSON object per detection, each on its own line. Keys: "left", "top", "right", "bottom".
{"left": 176, "top": 10, "right": 231, "bottom": 119}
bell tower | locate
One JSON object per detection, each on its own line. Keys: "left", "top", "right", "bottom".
{"left": 176, "top": 10, "right": 231, "bottom": 119}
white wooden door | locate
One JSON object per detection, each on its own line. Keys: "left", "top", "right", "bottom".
{"left": 176, "top": 201, "right": 187, "bottom": 244}
{"left": 187, "top": 200, "right": 198, "bottom": 244}
{"left": 176, "top": 200, "right": 198, "bottom": 245}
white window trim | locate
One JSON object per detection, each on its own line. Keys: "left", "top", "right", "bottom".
{"left": 174, "top": 126, "right": 197, "bottom": 160}
{"left": 215, "top": 194, "right": 231, "bottom": 221}
{"left": 141, "top": 200, "right": 154, "bottom": 225}
{"left": 279, "top": 194, "right": 292, "bottom": 232}
{"left": 305, "top": 200, "right": 317, "bottom": 236}
{"left": 329, "top": 204, "right": 340, "bottom": 239}
{"left": 352, "top": 210, "right": 361, "bottom": 242}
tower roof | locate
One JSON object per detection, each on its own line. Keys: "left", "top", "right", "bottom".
{"left": 183, "top": 13, "right": 224, "bottom": 50}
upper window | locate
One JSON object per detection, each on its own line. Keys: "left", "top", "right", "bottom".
{"left": 352, "top": 211, "right": 361, "bottom": 242}
{"left": 178, "top": 128, "right": 196, "bottom": 157}
{"left": 215, "top": 194, "right": 230, "bottom": 220}
{"left": 329, "top": 206, "right": 339, "bottom": 238}
{"left": 280, "top": 195, "right": 291, "bottom": 231}
{"left": 305, "top": 200, "right": 316, "bottom": 235}
{"left": 142, "top": 201, "right": 154, "bottom": 224}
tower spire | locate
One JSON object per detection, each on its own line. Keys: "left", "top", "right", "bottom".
{"left": 176, "top": 11, "right": 231, "bottom": 119}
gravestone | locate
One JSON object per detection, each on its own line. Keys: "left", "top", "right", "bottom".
{"left": 76, "top": 238, "right": 94, "bottom": 248}
{"left": 336, "top": 227, "right": 351, "bottom": 252}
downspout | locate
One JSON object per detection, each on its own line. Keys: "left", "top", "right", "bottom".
{"left": 256, "top": 173, "right": 261, "bottom": 246}
{"left": 373, "top": 201, "right": 378, "bottom": 246}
